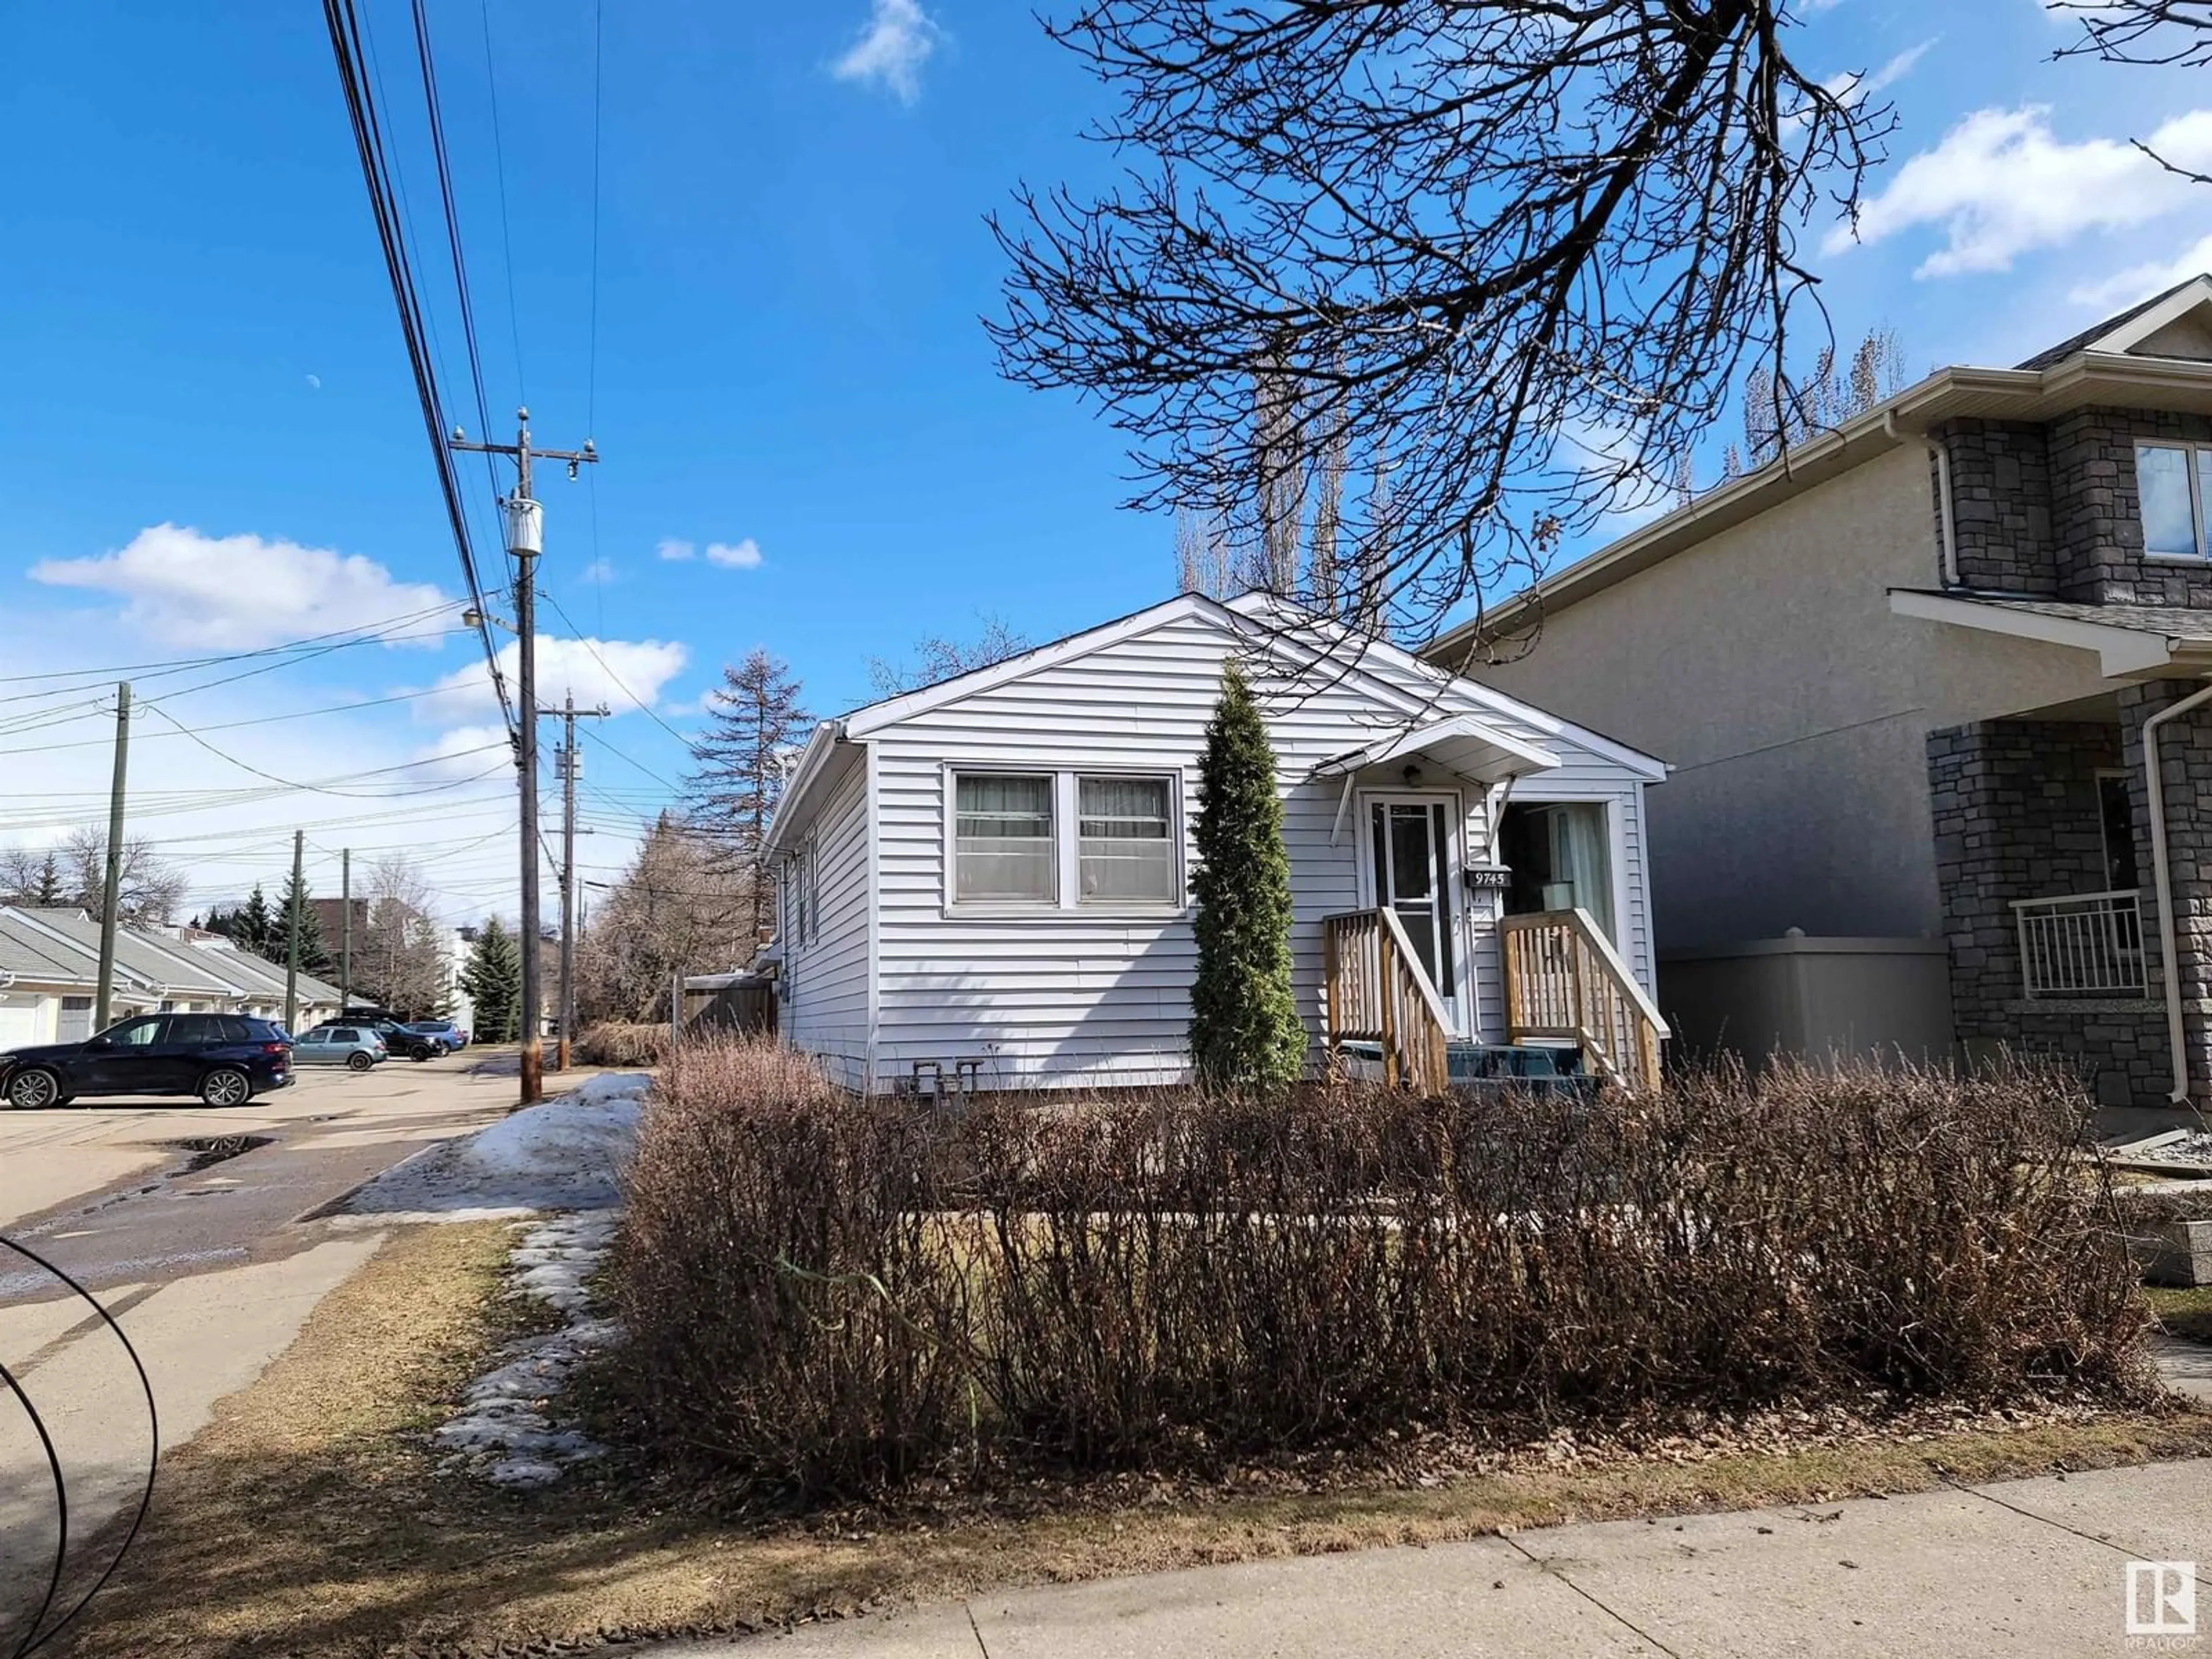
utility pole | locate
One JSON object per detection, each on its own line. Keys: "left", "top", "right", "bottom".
{"left": 285, "top": 829, "right": 304, "bottom": 1034}
{"left": 92, "top": 681, "right": 132, "bottom": 1031}
{"left": 340, "top": 847, "right": 353, "bottom": 1012}
{"left": 548, "top": 696, "right": 610, "bottom": 1071}
{"left": 451, "top": 408, "right": 598, "bottom": 1105}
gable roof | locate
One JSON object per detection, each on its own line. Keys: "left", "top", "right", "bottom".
{"left": 1427, "top": 275, "right": 2212, "bottom": 660}
{"left": 765, "top": 592, "right": 1664, "bottom": 855}
{"left": 2014, "top": 274, "right": 2212, "bottom": 370}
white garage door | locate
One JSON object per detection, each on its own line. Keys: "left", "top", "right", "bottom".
{"left": 56, "top": 996, "right": 93, "bottom": 1043}
{"left": 0, "top": 993, "right": 44, "bottom": 1051}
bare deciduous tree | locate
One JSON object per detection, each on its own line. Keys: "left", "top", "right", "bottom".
{"left": 60, "top": 830, "right": 187, "bottom": 925}
{"left": 353, "top": 854, "right": 449, "bottom": 1014}
{"left": 990, "top": 2, "right": 1891, "bottom": 652}
{"left": 576, "top": 813, "right": 751, "bottom": 1022}
{"left": 0, "top": 846, "right": 65, "bottom": 905}
{"left": 866, "top": 617, "right": 1033, "bottom": 699}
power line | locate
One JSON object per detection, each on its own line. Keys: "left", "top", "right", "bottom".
{"left": 478, "top": 0, "right": 527, "bottom": 407}
{"left": 586, "top": 0, "right": 604, "bottom": 437}
{"left": 321, "top": 0, "right": 517, "bottom": 733}
{"left": 540, "top": 589, "right": 699, "bottom": 754}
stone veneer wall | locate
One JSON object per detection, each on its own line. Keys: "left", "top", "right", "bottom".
{"left": 1927, "top": 717, "right": 2169, "bottom": 1106}
{"left": 2050, "top": 408, "right": 2212, "bottom": 605}
{"left": 2119, "top": 680, "right": 2212, "bottom": 1105}
{"left": 1933, "top": 419, "right": 2055, "bottom": 593}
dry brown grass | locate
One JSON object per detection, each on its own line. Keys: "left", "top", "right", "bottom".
{"left": 59, "top": 1222, "right": 2212, "bottom": 1659}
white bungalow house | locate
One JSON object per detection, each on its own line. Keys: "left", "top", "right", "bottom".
{"left": 762, "top": 593, "right": 1668, "bottom": 1095}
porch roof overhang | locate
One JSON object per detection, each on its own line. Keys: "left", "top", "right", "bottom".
{"left": 1312, "top": 714, "right": 1563, "bottom": 846}
{"left": 1888, "top": 589, "right": 2212, "bottom": 680}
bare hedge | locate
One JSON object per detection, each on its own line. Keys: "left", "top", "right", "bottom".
{"left": 573, "top": 1021, "right": 672, "bottom": 1067}
{"left": 604, "top": 1041, "right": 2150, "bottom": 1501}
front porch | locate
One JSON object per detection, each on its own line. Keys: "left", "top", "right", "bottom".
{"left": 1306, "top": 712, "right": 1668, "bottom": 1093}
{"left": 1927, "top": 692, "right": 2196, "bottom": 1106}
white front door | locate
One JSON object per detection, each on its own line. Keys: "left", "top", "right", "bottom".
{"left": 1360, "top": 792, "right": 1468, "bottom": 1037}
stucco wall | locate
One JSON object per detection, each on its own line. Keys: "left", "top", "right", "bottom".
{"left": 1463, "top": 444, "right": 2116, "bottom": 949}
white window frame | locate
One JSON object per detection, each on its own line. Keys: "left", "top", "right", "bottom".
{"left": 2134, "top": 440, "right": 2212, "bottom": 563}
{"left": 944, "top": 763, "right": 1188, "bottom": 918}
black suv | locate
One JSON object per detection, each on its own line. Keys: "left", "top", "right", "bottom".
{"left": 0, "top": 1013, "right": 294, "bottom": 1109}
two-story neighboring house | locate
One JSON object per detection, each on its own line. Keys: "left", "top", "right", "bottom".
{"left": 1425, "top": 275, "right": 2212, "bottom": 1111}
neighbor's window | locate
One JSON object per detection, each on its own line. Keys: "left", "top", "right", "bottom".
{"left": 954, "top": 773, "right": 1056, "bottom": 903}
{"left": 2135, "top": 441, "right": 2212, "bottom": 559}
{"left": 1078, "top": 775, "right": 1177, "bottom": 904}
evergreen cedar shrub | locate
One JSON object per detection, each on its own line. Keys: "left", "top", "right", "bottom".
{"left": 1187, "top": 661, "right": 1306, "bottom": 1090}
{"left": 605, "top": 1043, "right": 2153, "bottom": 1505}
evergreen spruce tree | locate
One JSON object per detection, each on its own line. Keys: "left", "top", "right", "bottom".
{"left": 233, "top": 885, "right": 279, "bottom": 960}
{"left": 1188, "top": 661, "right": 1306, "bottom": 1090}
{"left": 684, "top": 650, "right": 812, "bottom": 940}
{"left": 32, "top": 853, "right": 63, "bottom": 906}
{"left": 278, "top": 869, "right": 334, "bottom": 977}
{"left": 460, "top": 918, "right": 524, "bottom": 1043}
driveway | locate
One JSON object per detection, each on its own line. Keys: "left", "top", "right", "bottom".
{"left": 0, "top": 1050, "right": 570, "bottom": 1634}
{"left": 0, "top": 1050, "right": 521, "bottom": 1298}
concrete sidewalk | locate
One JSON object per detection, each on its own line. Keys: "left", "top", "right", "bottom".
{"left": 653, "top": 1460, "right": 2212, "bottom": 1658}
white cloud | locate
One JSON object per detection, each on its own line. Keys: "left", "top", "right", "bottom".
{"left": 421, "top": 634, "right": 691, "bottom": 723}
{"left": 831, "top": 0, "right": 941, "bottom": 104}
{"left": 29, "top": 523, "right": 452, "bottom": 650}
{"left": 703, "top": 539, "right": 763, "bottom": 569}
{"left": 1823, "top": 39, "right": 1933, "bottom": 107}
{"left": 657, "top": 536, "right": 763, "bottom": 570}
{"left": 305, "top": 373, "right": 321, "bottom": 391}
{"left": 576, "top": 558, "right": 615, "bottom": 584}
{"left": 2069, "top": 232, "right": 2212, "bottom": 310}
{"left": 1831, "top": 105, "right": 2212, "bottom": 276}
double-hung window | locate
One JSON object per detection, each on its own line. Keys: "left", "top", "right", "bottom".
{"left": 950, "top": 770, "right": 1181, "bottom": 910}
{"left": 2135, "top": 441, "right": 2212, "bottom": 559}
{"left": 1078, "top": 776, "right": 1176, "bottom": 903}
{"left": 955, "top": 774, "right": 1058, "bottom": 903}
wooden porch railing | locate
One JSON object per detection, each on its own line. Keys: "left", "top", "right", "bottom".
{"left": 1499, "top": 908, "right": 1668, "bottom": 1090}
{"left": 1322, "top": 908, "right": 1452, "bottom": 1094}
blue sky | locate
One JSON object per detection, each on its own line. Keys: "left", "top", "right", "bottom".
{"left": 1, "top": 0, "right": 2208, "bottom": 919}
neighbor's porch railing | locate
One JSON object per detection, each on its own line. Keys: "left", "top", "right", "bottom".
{"left": 1322, "top": 908, "right": 1452, "bottom": 1094}
{"left": 2011, "top": 889, "right": 2147, "bottom": 999}
{"left": 1499, "top": 908, "right": 1668, "bottom": 1092}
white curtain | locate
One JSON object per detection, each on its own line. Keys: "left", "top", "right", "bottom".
{"left": 956, "top": 774, "right": 1056, "bottom": 902}
{"left": 1078, "top": 777, "right": 1175, "bottom": 902}
{"left": 1548, "top": 804, "right": 1615, "bottom": 941}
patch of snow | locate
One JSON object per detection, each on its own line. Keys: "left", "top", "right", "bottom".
{"left": 431, "top": 1211, "right": 624, "bottom": 1488}
{"left": 336, "top": 1078, "right": 652, "bottom": 1219}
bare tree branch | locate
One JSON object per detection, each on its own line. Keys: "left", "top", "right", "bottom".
{"left": 990, "top": 0, "right": 1891, "bottom": 651}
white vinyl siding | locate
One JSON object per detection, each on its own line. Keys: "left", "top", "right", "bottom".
{"left": 777, "top": 753, "right": 870, "bottom": 1090}
{"left": 851, "top": 606, "right": 1657, "bottom": 1093}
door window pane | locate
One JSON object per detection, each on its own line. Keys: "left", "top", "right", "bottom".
{"left": 107, "top": 1017, "right": 165, "bottom": 1047}
{"left": 955, "top": 774, "right": 1056, "bottom": 902}
{"left": 1078, "top": 777, "right": 1176, "bottom": 903}
{"left": 2138, "top": 443, "right": 2199, "bottom": 558}
{"left": 1374, "top": 803, "right": 1448, "bottom": 995}
{"left": 2100, "top": 774, "right": 2141, "bottom": 891}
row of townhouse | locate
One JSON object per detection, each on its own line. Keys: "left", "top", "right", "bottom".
{"left": 0, "top": 906, "right": 344, "bottom": 1046}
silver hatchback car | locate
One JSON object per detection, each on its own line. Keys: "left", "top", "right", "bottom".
{"left": 291, "top": 1024, "right": 388, "bottom": 1073}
